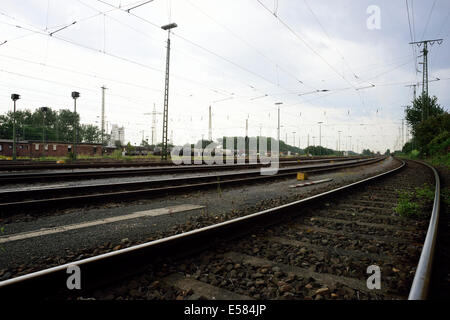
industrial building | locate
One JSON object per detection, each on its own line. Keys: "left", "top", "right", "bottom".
{"left": 0, "top": 139, "right": 102, "bottom": 158}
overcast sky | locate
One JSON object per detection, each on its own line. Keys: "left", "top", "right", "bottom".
{"left": 0, "top": 0, "right": 449, "bottom": 152}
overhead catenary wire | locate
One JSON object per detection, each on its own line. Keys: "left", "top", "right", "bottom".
{"left": 421, "top": 0, "right": 438, "bottom": 40}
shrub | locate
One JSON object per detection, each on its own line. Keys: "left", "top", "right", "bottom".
{"left": 395, "top": 191, "right": 420, "bottom": 217}
{"left": 415, "top": 184, "right": 434, "bottom": 203}
{"left": 427, "top": 130, "right": 450, "bottom": 156}
{"left": 111, "top": 149, "right": 123, "bottom": 160}
{"left": 395, "top": 184, "right": 434, "bottom": 218}
{"left": 410, "top": 149, "right": 420, "bottom": 158}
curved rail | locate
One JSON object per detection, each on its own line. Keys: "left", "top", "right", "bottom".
{"left": 408, "top": 160, "right": 441, "bottom": 300}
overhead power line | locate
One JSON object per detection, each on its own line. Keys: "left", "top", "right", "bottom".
{"left": 421, "top": 0, "right": 438, "bottom": 40}
{"left": 256, "top": 0, "right": 356, "bottom": 90}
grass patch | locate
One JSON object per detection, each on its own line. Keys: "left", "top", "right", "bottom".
{"left": 395, "top": 184, "right": 434, "bottom": 218}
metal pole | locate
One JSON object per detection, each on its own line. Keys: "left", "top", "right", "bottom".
{"left": 208, "top": 105, "right": 212, "bottom": 141}
{"left": 318, "top": 122, "right": 323, "bottom": 155}
{"left": 12, "top": 100, "right": 16, "bottom": 160}
{"left": 338, "top": 131, "right": 341, "bottom": 153}
{"left": 161, "top": 33, "right": 170, "bottom": 160}
{"left": 277, "top": 107, "right": 280, "bottom": 141}
{"left": 161, "top": 23, "right": 178, "bottom": 159}
{"left": 275, "top": 102, "right": 282, "bottom": 142}
{"left": 42, "top": 112, "right": 45, "bottom": 155}
{"left": 101, "top": 86, "right": 106, "bottom": 155}
{"left": 74, "top": 98, "right": 77, "bottom": 158}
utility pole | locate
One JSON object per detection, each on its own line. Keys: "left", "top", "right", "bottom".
{"left": 405, "top": 83, "right": 417, "bottom": 100}
{"left": 401, "top": 105, "right": 408, "bottom": 146}
{"left": 409, "top": 39, "right": 443, "bottom": 121}
{"left": 275, "top": 102, "right": 282, "bottom": 141}
{"left": 318, "top": 121, "right": 323, "bottom": 156}
{"left": 144, "top": 104, "right": 162, "bottom": 146}
{"left": 292, "top": 132, "right": 296, "bottom": 147}
{"left": 245, "top": 118, "right": 248, "bottom": 138}
{"left": 161, "top": 22, "right": 178, "bottom": 160}
{"left": 208, "top": 105, "right": 212, "bottom": 141}
{"left": 152, "top": 105, "right": 157, "bottom": 145}
{"left": 307, "top": 134, "right": 310, "bottom": 148}
{"left": 101, "top": 86, "right": 107, "bottom": 155}
{"left": 348, "top": 136, "right": 352, "bottom": 152}
{"left": 401, "top": 119, "right": 404, "bottom": 148}
{"left": 338, "top": 130, "right": 341, "bottom": 153}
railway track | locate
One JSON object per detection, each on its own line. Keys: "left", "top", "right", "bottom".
{"left": 0, "top": 156, "right": 363, "bottom": 172}
{"left": 0, "top": 156, "right": 366, "bottom": 185}
{"left": 0, "top": 157, "right": 382, "bottom": 216}
{"left": 0, "top": 158, "right": 441, "bottom": 300}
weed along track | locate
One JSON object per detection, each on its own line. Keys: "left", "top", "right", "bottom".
{"left": 0, "top": 159, "right": 439, "bottom": 300}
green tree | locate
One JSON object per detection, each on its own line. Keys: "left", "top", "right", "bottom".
{"left": 406, "top": 94, "right": 444, "bottom": 134}
{"left": 80, "top": 124, "right": 101, "bottom": 143}
{"left": 0, "top": 107, "right": 104, "bottom": 144}
{"left": 414, "top": 113, "right": 450, "bottom": 156}
{"left": 362, "top": 149, "right": 374, "bottom": 156}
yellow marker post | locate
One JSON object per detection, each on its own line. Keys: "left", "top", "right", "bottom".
{"left": 297, "top": 172, "right": 308, "bottom": 180}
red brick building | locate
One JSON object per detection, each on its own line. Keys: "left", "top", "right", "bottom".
{"left": 0, "top": 139, "right": 102, "bottom": 158}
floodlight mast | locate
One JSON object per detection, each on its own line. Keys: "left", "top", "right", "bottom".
{"left": 11, "top": 94, "right": 20, "bottom": 160}
{"left": 161, "top": 22, "right": 177, "bottom": 160}
{"left": 71, "top": 91, "right": 80, "bottom": 159}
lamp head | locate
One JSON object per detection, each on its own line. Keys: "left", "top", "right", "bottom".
{"left": 161, "top": 23, "right": 177, "bottom": 30}
{"left": 11, "top": 94, "right": 20, "bottom": 101}
{"left": 71, "top": 91, "right": 80, "bottom": 99}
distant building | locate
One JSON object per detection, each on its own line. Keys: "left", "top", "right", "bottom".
{"left": 110, "top": 124, "right": 125, "bottom": 146}
{"left": 0, "top": 139, "right": 102, "bottom": 158}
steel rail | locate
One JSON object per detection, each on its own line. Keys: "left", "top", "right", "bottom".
{"left": 0, "top": 157, "right": 383, "bottom": 215}
{"left": 408, "top": 160, "right": 441, "bottom": 300}
{"left": 0, "top": 157, "right": 403, "bottom": 298}
{"left": 0, "top": 156, "right": 361, "bottom": 171}
{"left": 0, "top": 157, "right": 365, "bottom": 184}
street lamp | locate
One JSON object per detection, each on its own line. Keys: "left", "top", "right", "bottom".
{"left": 40, "top": 107, "right": 49, "bottom": 154}
{"left": 71, "top": 91, "right": 80, "bottom": 159}
{"left": 161, "top": 22, "right": 178, "bottom": 160}
{"left": 11, "top": 93, "right": 20, "bottom": 160}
